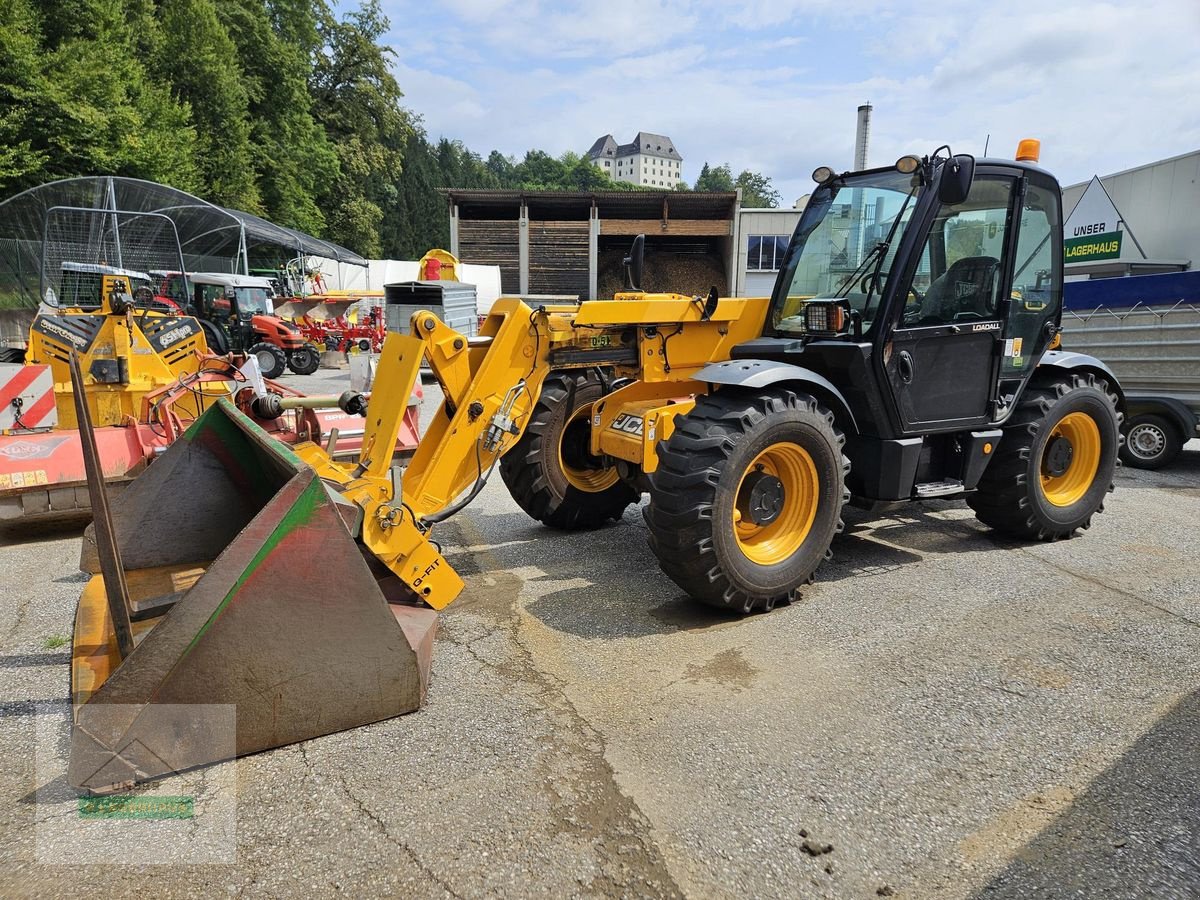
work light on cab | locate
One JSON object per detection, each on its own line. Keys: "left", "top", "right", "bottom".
{"left": 802, "top": 299, "right": 850, "bottom": 335}
{"left": 895, "top": 155, "right": 920, "bottom": 174}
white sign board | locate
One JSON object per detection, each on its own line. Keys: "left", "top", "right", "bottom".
{"left": 1063, "top": 176, "right": 1144, "bottom": 265}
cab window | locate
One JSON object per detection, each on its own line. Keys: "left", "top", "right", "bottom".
{"left": 901, "top": 177, "right": 1015, "bottom": 328}
{"left": 1003, "top": 182, "right": 1060, "bottom": 375}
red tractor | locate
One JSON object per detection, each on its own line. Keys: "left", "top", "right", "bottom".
{"left": 157, "top": 272, "right": 322, "bottom": 377}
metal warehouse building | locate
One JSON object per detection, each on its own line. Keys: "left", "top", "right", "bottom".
{"left": 444, "top": 190, "right": 739, "bottom": 300}
{"left": 1062, "top": 149, "right": 1200, "bottom": 279}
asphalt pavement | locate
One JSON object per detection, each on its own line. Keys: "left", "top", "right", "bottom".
{"left": 2, "top": 364, "right": 1199, "bottom": 898}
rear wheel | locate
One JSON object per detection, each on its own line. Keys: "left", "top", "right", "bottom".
{"left": 1119, "top": 413, "right": 1182, "bottom": 470}
{"left": 0, "top": 347, "right": 25, "bottom": 364}
{"left": 199, "top": 320, "right": 229, "bottom": 355}
{"left": 500, "top": 371, "right": 638, "bottom": 529}
{"left": 968, "top": 373, "right": 1120, "bottom": 539}
{"left": 288, "top": 344, "right": 321, "bottom": 375}
{"left": 645, "top": 389, "right": 847, "bottom": 613}
{"left": 249, "top": 342, "right": 287, "bottom": 379}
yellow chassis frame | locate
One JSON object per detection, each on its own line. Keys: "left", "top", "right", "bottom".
{"left": 300, "top": 292, "right": 771, "bottom": 611}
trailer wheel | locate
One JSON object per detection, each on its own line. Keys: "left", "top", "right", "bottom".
{"left": 0, "top": 347, "right": 25, "bottom": 364}
{"left": 645, "top": 389, "right": 847, "bottom": 613}
{"left": 288, "top": 345, "right": 321, "bottom": 376}
{"left": 968, "top": 373, "right": 1120, "bottom": 539}
{"left": 1119, "top": 414, "right": 1183, "bottom": 470}
{"left": 500, "top": 371, "right": 637, "bottom": 530}
{"left": 250, "top": 342, "right": 287, "bottom": 379}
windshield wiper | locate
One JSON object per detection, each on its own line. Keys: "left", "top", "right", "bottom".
{"left": 834, "top": 241, "right": 887, "bottom": 297}
{"left": 855, "top": 186, "right": 918, "bottom": 303}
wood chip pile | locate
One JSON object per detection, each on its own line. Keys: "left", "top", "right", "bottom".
{"left": 597, "top": 248, "right": 727, "bottom": 298}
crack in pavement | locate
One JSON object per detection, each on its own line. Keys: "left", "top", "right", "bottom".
{"left": 332, "top": 771, "right": 465, "bottom": 900}
{"left": 1022, "top": 547, "right": 1200, "bottom": 629}
{"left": 441, "top": 510, "right": 684, "bottom": 896}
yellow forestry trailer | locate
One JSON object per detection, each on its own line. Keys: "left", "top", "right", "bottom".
{"left": 66, "top": 143, "right": 1126, "bottom": 791}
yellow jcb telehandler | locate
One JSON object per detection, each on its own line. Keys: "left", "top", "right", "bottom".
{"left": 66, "top": 143, "right": 1125, "bottom": 791}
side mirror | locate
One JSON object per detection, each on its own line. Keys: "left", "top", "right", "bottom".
{"left": 938, "top": 154, "right": 975, "bottom": 205}
{"left": 623, "top": 234, "right": 645, "bottom": 291}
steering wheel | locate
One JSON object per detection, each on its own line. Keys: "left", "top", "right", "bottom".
{"left": 860, "top": 271, "right": 882, "bottom": 297}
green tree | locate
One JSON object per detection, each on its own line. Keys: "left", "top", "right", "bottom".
{"left": 0, "top": 0, "right": 199, "bottom": 195}
{"left": 485, "top": 150, "right": 516, "bottom": 186}
{"left": 694, "top": 162, "right": 735, "bottom": 192}
{"left": 310, "top": 0, "right": 412, "bottom": 255}
{"left": 0, "top": 0, "right": 51, "bottom": 188}
{"left": 217, "top": 0, "right": 337, "bottom": 233}
{"left": 386, "top": 128, "right": 442, "bottom": 257}
{"left": 735, "top": 169, "right": 782, "bottom": 208}
{"left": 154, "top": 0, "right": 258, "bottom": 209}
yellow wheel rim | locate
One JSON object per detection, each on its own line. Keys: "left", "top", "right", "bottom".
{"left": 1040, "top": 411, "right": 1102, "bottom": 507}
{"left": 558, "top": 405, "right": 620, "bottom": 492}
{"left": 733, "top": 442, "right": 819, "bottom": 566}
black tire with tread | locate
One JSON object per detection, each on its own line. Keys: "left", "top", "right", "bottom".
{"left": 288, "top": 344, "right": 321, "bottom": 375}
{"left": 645, "top": 389, "right": 848, "bottom": 613}
{"left": 1119, "top": 413, "right": 1182, "bottom": 470}
{"left": 0, "top": 347, "right": 25, "bottom": 364}
{"left": 967, "top": 373, "right": 1120, "bottom": 540}
{"left": 500, "top": 371, "right": 638, "bottom": 530}
{"left": 199, "top": 319, "right": 229, "bottom": 355}
{"left": 250, "top": 341, "right": 287, "bottom": 379}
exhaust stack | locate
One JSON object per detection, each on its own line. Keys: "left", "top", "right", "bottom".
{"left": 854, "top": 103, "right": 872, "bottom": 170}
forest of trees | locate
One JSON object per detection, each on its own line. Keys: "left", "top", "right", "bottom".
{"left": 0, "top": 0, "right": 782, "bottom": 259}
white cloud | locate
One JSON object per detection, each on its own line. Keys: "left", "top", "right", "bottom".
{"left": 383, "top": 0, "right": 1200, "bottom": 202}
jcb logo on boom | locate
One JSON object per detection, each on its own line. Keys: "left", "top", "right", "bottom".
{"left": 609, "top": 413, "right": 644, "bottom": 437}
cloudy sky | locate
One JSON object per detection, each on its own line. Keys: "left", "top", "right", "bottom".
{"left": 381, "top": 0, "right": 1200, "bottom": 205}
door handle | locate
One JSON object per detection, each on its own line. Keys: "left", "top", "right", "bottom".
{"left": 898, "top": 350, "right": 915, "bottom": 384}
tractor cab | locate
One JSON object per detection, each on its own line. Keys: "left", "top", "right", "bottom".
{"left": 754, "top": 144, "right": 1064, "bottom": 440}
{"left": 187, "top": 273, "right": 311, "bottom": 377}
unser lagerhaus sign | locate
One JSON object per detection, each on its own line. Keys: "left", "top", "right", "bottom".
{"left": 1063, "top": 176, "right": 1127, "bottom": 263}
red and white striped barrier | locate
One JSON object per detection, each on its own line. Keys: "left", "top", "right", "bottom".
{"left": 0, "top": 364, "right": 57, "bottom": 432}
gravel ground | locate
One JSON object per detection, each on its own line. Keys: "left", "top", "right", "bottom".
{"left": 2, "top": 363, "right": 1199, "bottom": 898}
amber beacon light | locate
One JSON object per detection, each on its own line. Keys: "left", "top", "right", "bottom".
{"left": 1015, "top": 139, "right": 1041, "bottom": 163}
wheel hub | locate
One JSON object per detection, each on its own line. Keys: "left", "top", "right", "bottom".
{"left": 1042, "top": 435, "right": 1074, "bottom": 477}
{"left": 1129, "top": 423, "right": 1165, "bottom": 457}
{"left": 737, "top": 469, "right": 785, "bottom": 526}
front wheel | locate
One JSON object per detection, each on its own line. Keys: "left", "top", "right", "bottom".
{"left": 500, "top": 371, "right": 638, "bottom": 530}
{"left": 968, "top": 373, "right": 1120, "bottom": 539}
{"left": 288, "top": 345, "right": 321, "bottom": 375}
{"left": 645, "top": 389, "right": 848, "bottom": 613}
{"left": 1119, "top": 414, "right": 1182, "bottom": 470}
{"left": 249, "top": 342, "right": 287, "bottom": 379}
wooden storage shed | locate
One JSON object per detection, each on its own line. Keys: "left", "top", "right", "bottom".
{"left": 444, "top": 190, "right": 740, "bottom": 300}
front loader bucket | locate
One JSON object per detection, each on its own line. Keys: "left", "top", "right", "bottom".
{"left": 70, "top": 398, "right": 435, "bottom": 793}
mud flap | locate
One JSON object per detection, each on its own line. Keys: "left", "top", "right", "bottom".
{"left": 70, "top": 398, "right": 436, "bottom": 793}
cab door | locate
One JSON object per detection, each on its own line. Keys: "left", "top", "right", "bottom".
{"left": 883, "top": 174, "right": 1019, "bottom": 431}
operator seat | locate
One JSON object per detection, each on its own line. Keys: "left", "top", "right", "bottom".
{"left": 919, "top": 255, "right": 999, "bottom": 321}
